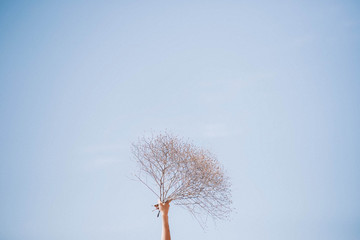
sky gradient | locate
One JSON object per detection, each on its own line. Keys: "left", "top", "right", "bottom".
{"left": 1, "top": 1, "right": 360, "bottom": 239}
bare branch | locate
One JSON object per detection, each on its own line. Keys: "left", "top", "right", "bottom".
{"left": 131, "top": 131, "right": 233, "bottom": 226}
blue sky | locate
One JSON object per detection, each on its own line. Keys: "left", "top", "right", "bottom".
{"left": 0, "top": 1, "right": 359, "bottom": 239}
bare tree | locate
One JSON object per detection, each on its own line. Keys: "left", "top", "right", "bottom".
{"left": 131, "top": 132, "right": 232, "bottom": 226}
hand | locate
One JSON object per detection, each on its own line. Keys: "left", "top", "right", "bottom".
{"left": 155, "top": 199, "right": 172, "bottom": 216}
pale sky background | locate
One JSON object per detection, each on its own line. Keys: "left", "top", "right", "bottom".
{"left": 1, "top": 1, "right": 360, "bottom": 240}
